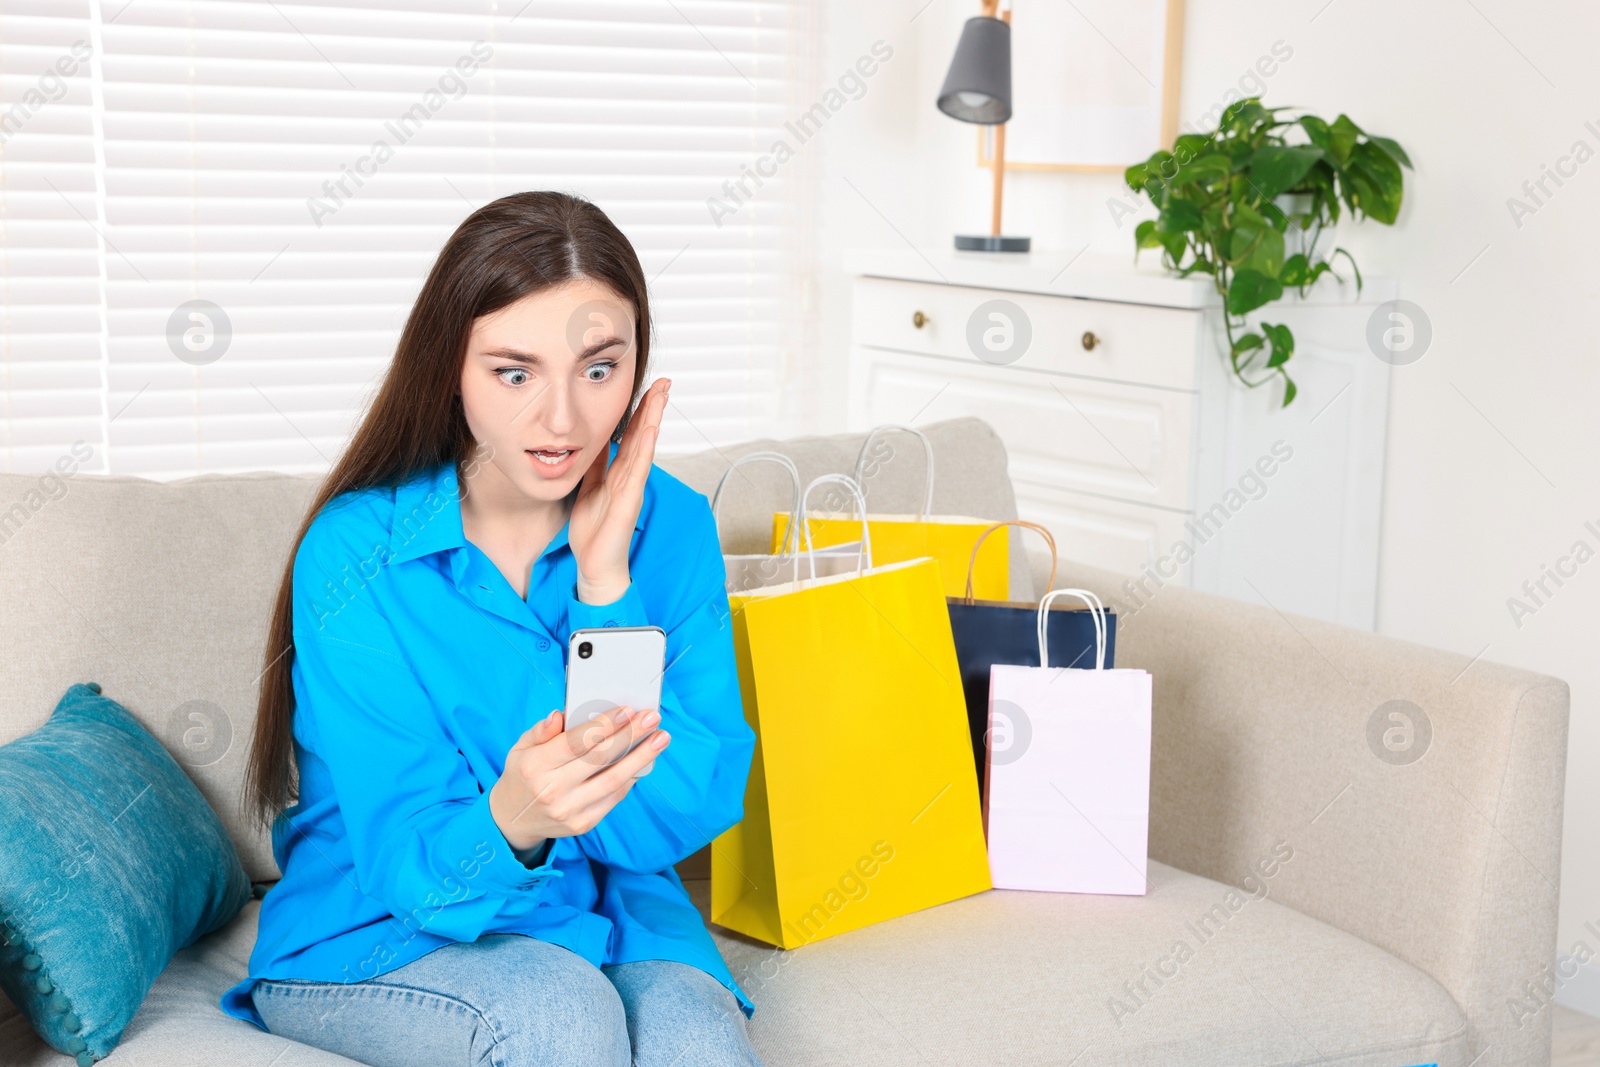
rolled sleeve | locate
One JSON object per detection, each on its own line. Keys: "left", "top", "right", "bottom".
{"left": 512, "top": 836, "right": 555, "bottom": 869}
{"left": 453, "top": 784, "right": 561, "bottom": 893}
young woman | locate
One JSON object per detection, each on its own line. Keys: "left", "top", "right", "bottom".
{"left": 218, "top": 192, "right": 764, "bottom": 1067}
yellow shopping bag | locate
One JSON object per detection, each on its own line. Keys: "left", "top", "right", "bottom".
{"left": 770, "top": 424, "right": 1009, "bottom": 601}
{"left": 713, "top": 475, "right": 992, "bottom": 949}
{"left": 713, "top": 451, "right": 867, "bottom": 596}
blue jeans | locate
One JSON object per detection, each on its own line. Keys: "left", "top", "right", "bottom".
{"left": 253, "top": 933, "right": 764, "bottom": 1067}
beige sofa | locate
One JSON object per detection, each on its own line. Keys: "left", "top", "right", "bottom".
{"left": 0, "top": 417, "right": 1568, "bottom": 1067}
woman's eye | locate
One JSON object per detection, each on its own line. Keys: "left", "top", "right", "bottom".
{"left": 495, "top": 367, "right": 530, "bottom": 387}
{"left": 585, "top": 361, "right": 616, "bottom": 383}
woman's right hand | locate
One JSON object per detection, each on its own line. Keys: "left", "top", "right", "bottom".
{"left": 489, "top": 705, "right": 670, "bottom": 853}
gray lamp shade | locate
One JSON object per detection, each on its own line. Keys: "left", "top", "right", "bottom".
{"left": 936, "top": 16, "right": 1012, "bottom": 125}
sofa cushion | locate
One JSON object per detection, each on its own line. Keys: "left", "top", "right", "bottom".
{"left": 0, "top": 683, "right": 253, "bottom": 1065}
{"left": 0, "top": 469, "right": 323, "bottom": 885}
{"left": 0, "top": 862, "right": 1468, "bottom": 1067}
{"left": 700, "top": 862, "right": 1469, "bottom": 1066}
{"left": 0, "top": 894, "right": 359, "bottom": 1067}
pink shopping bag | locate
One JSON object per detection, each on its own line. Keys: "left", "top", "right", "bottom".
{"left": 985, "top": 588, "right": 1153, "bottom": 895}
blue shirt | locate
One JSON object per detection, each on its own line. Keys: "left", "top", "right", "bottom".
{"left": 220, "top": 443, "right": 757, "bottom": 1029}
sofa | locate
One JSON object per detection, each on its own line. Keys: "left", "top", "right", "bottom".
{"left": 0, "top": 416, "right": 1568, "bottom": 1067}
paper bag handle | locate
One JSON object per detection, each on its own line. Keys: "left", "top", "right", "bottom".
{"left": 798, "top": 473, "right": 873, "bottom": 578}
{"left": 712, "top": 451, "right": 802, "bottom": 556}
{"left": 852, "top": 425, "right": 935, "bottom": 520}
{"left": 1037, "top": 587, "right": 1107, "bottom": 671}
{"left": 960, "top": 520, "right": 1057, "bottom": 605}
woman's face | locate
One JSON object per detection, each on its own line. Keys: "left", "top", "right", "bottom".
{"left": 459, "top": 278, "right": 638, "bottom": 506}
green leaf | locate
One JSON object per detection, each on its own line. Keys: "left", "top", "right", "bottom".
{"left": 1230, "top": 200, "right": 1270, "bottom": 233}
{"left": 1261, "top": 322, "right": 1296, "bottom": 367}
{"left": 1298, "top": 163, "right": 1338, "bottom": 223}
{"left": 1230, "top": 330, "right": 1265, "bottom": 375}
{"left": 1281, "top": 375, "right": 1298, "bottom": 407}
{"left": 1234, "top": 225, "right": 1285, "bottom": 278}
{"left": 1248, "top": 145, "right": 1325, "bottom": 200}
{"left": 1157, "top": 198, "right": 1203, "bottom": 233}
{"left": 1224, "top": 99, "right": 1271, "bottom": 137}
{"left": 1157, "top": 229, "right": 1189, "bottom": 262}
{"left": 1125, "top": 162, "right": 1150, "bottom": 192}
{"left": 1226, "top": 269, "right": 1284, "bottom": 315}
{"left": 1172, "top": 133, "right": 1212, "bottom": 162}
{"left": 1258, "top": 198, "right": 1290, "bottom": 232}
{"left": 1222, "top": 138, "right": 1257, "bottom": 166}
{"left": 1367, "top": 135, "right": 1412, "bottom": 169}
{"left": 1300, "top": 162, "right": 1340, "bottom": 225}
{"left": 1170, "top": 153, "right": 1233, "bottom": 188}
{"left": 1281, "top": 254, "right": 1333, "bottom": 291}
{"left": 1339, "top": 167, "right": 1368, "bottom": 218}
{"left": 1356, "top": 141, "right": 1404, "bottom": 191}
{"left": 1330, "top": 247, "right": 1364, "bottom": 290}
{"left": 1327, "top": 115, "right": 1362, "bottom": 165}
{"left": 1299, "top": 115, "right": 1331, "bottom": 150}
{"left": 1134, "top": 219, "right": 1161, "bottom": 249}
{"left": 1347, "top": 142, "right": 1404, "bottom": 223}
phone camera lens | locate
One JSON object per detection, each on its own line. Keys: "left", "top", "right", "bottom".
{"left": 578, "top": 641, "right": 593, "bottom": 659}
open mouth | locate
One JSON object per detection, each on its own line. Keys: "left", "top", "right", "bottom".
{"left": 528, "top": 449, "right": 575, "bottom": 466}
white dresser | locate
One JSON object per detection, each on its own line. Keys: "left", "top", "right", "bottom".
{"left": 844, "top": 248, "right": 1396, "bottom": 630}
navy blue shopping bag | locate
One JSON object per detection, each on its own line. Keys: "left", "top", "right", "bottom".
{"left": 945, "top": 521, "right": 1117, "bottom": 791}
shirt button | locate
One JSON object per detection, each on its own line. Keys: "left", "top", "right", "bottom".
{"left": 536, "top": 637, "right": 550, "bottom": 651}
{"left": 603, "top": 620, "right": 617, "bottom": 627}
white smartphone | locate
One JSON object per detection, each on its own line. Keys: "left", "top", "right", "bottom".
{"left": 564, "top": 626, "right": 667, "bottom": 776}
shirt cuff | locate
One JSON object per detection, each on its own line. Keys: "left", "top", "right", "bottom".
{"left": 568, "top": 580, "right": 650, "bottom": 631}
{"left": 513, "top": 837, "right": 554, "bottom": 868}
{"left": 453, "top": 786, "right": 563, "bottom": 894}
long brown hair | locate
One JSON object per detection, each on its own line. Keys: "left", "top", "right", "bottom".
{"left": 243, "top": 191, "right": 653, "bottom": 831}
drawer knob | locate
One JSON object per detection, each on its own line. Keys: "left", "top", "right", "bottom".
{"left": 912, "top": 310, "right": 928, "bottom": 329}
{"left": 1081, "top": 331, "right": 1100, "bottom": 351}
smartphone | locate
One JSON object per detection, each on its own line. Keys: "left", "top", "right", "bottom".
{"left": 564, "top": 626, "right": 667, "bottom": 775}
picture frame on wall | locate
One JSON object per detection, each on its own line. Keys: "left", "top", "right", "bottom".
{"left": 977, "top": 0, "right": 1185, "bottom": 174}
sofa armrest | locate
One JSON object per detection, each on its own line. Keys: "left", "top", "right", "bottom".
{"left": 1031, "top": 551, "right": 1569, "bottom": 1067}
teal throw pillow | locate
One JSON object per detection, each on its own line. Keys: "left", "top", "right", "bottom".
{"left": 0, "top": 682, "right": 252, "bottom": 1064}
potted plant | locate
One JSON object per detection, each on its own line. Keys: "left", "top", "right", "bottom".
{"left": 1124, "top": 98, "right": 1412, "bottom": 405}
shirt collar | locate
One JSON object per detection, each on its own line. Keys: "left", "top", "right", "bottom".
{"left": 386, "top": 441, "right": 640, "bottom": 566}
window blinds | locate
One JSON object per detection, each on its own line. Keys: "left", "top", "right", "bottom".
{"left": 0, "top": 1, "right": 103, "bottom": 474}
{"left": 1, "top": 0, "right": 807, "bottom": 478}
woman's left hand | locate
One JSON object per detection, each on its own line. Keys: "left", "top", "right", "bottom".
{"left": 568, "top": 377, "right": 670, "bottom": 604}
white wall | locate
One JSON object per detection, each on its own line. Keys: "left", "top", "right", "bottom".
{"left": 800, "top": 0, "right": 1600, "bottom": 1016}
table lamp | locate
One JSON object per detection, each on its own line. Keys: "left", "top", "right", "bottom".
{"left": 936, "top": 0, "right": 1030, "bottom": 252}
